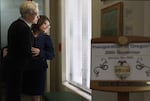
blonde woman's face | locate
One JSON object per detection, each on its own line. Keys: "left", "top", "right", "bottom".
{"left": 27, "top": 8, "right": 39, "bottom": 24}
{"left": 39, "top": 20, "right": 50, "bottom": 33}
{"left": 30, "top": 9, "right": 40, "bottom": 24}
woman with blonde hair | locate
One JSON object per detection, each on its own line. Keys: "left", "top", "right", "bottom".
{"left": 4, "top": 1, "right": 39, "bottom": 101}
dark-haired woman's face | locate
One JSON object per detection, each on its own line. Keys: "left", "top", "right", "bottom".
{"left": 39, "top": 20, "right": 50, "bottom": 32}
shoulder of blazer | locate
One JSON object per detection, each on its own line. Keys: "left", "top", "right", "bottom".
{"left": 10, "top": 19, "right": 29, "bottom": 30}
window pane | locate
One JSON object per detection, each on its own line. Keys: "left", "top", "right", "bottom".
{"left": 63, "top": 0, "right": 91, "bottom": 92}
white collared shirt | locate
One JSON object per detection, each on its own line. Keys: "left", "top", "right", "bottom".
{"left": 19, "top": 17, "right": 32, "bottom": 28}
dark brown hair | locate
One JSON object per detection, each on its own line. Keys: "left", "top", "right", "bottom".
{"left": 32, "top": 15, "right": 50, "bottom": 33}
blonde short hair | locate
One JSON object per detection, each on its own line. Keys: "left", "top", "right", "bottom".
{"left": 19, "top": 1, "right": 39, "bottom": 17}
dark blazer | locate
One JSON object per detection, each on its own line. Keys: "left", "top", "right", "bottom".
{"left": 6, "top": 18, "right": 34, "bottom": 70}
{"left": 22, "top": 33, "right": 54, "bottom": 95}
{"left": 4, "top": 18, "right": 35, "bottom": 101}
{"left": 32, "top": 33, "right": 55, "bottom": 70}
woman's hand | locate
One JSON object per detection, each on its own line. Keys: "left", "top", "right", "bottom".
{"left": 31, "top": 47, "right": 40, "bottom": 56}
{"left": 3, "top": 48, "right": 8, "bottom": 57}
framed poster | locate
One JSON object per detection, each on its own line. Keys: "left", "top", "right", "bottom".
{"left": 90, "top": 36, "right": 150, "bottom": 92}
{"left": 101, "top": 2, "right": 123, "bottom": 37}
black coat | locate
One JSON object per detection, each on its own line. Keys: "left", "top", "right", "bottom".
{"left": 4, "top": 18, "right": 35, "bottom": 101}
{"left": 6, "top": 19, "right": 34, "bottom": 70}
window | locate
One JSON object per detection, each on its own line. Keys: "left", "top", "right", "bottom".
{"left": 61, "top": 0, "right": 91, "bottom": 92}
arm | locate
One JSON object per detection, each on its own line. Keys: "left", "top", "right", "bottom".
{"left": 40, "top": 35, "right": 55, "bottom": 60}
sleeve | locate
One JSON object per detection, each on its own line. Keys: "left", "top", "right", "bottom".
{"left": 40, "top": 35, "right": 55, "bottom": 60}
{"left": 19, "top": 26, "right": 33, "bottom": 57}
{"left": 8, "top": 20, "right": 33, "bottom": 59}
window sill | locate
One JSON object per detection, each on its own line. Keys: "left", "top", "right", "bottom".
{"left": 63, "top": 82, "right": 91, "bottom": 101}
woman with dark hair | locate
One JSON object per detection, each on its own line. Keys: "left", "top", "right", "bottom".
{"left": 22, "top": 15, "right": 54, "bottom": 101}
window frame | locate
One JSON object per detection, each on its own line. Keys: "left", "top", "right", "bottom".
{"left": 61, "top": 0, "right": 92, "bottom": 94}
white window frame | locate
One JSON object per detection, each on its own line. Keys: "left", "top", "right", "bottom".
{"left": 61, "top": 0, "right": 92, "bottom": 96}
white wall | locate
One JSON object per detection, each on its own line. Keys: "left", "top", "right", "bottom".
{"left": 123, "top": 1, "right": 144, "bottom": 36}
{"left": 144, "top": 1, "right": 150, "bottom": 36}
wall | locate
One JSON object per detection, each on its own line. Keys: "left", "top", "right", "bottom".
{"left": 92, "top": 0, "right": 102, "bottom": 38}
{"left": 49, "top": 0, "right": 61, "bottom": 92}
{"left": 143, "top": 1, "right": 150, "bottom": 36}
{"left": 92, "top": 0, "right": 150, "bottom": 101}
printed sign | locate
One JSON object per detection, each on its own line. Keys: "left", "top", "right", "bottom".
{"left": 91, "top": 43, "right": 150, "bottom": 81}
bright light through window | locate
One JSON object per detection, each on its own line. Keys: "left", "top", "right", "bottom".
{"left": 62, "top": 0, "right": 91, "bottom": 92}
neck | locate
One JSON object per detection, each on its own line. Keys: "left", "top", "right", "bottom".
{"left": 21, "top": 17, "right": 32, "bottom": 27}
{"left": 33, "top": 31, "right": 40, "bottom": 37}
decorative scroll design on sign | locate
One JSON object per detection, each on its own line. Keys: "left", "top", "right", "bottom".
{"left": 136, "top": 57, "right": 150, "bottom": 77}
{"left": 93, "top": 58, "right": 109, "bottom": 77}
